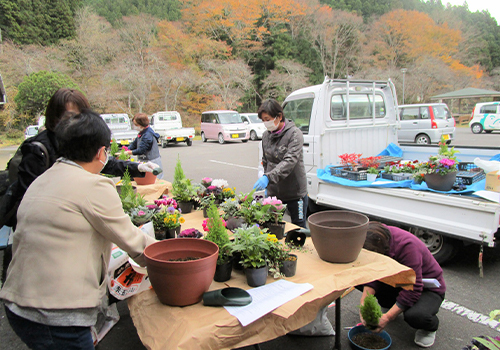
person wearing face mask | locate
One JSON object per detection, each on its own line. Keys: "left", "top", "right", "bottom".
{"left": 0, "top": 110, "right": 156, "bottom": 350}
{"left": 126, "top": 113, "right": 164, "bottom": 179}
{"left": 253, "top": 99, "right": 308, "bottom": 228}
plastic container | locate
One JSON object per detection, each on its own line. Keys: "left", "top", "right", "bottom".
{"left": 348, "top": 325, "right": 392, "bottom": 350}
{"left": 134, "top": 171, "right": 157, "bottom": 185}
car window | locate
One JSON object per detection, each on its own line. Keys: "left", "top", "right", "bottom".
{"left": 247, "top": 114, "right": 262, "bottom": 123}
{"left": 401, "top": 107, "right": 419, "bottom": 120}
{"left": 480, "top": 105, "right": 498, "bottom": 114}
{"left": 432, "top": 106, "right": 450, "bottom": 120}
{"left": 420, "top": 107, "right": 429, "bottom": 119}
{"left": 283, "top": 97, "right": 314, "bottom": 134}
{"left": 218, "top": 112, "right": 240, "bottom": 124}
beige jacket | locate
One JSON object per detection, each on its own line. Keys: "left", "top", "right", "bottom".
{"left": 0, "top": 161, "right": 156, "bottom": 309}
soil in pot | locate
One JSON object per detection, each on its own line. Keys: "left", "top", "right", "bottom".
{"left": 214, "top": 259, "right": 233, "bottom": 282}
{"left": 308, "top": 210, "right": 369, "bottom": 263}
{"left": 280, "top": 254, "right": 297, "bottom": 277}
{"left": 351, "top": 333, "right": 389, "bottom": 350}
{"left": 144, "top": 239, "right": 219, "bottom": 306}
{"left": 169, "top": 257, "right": 201, "bottom": 262}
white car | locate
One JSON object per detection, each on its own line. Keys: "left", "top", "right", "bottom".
{"left": 240, "top": 113, "right": 266, "bottom": 141}
{"left": 469, "top": 101, "right": 500, "bottom": 134}
{"left": 24, "top": 125, "right": 39, "bottom": 139}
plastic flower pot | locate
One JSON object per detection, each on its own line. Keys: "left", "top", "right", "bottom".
{"left": 134, "top": 172, "right": 157, "bottom": 185}
{"left": 308, "top": 210, "right": 369, "bottom": 263}
{"left": 424, "top": 171, "right": 457, "bottom": 191}
{"left": 144, "top": 238, "right": 218, "bottom": 306}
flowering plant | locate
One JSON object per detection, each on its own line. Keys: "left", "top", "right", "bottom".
{"left": 219, "top": 197, "right": 241, "bottom": 219}
{"left": 383, "top": 160, "right": 418, "bottom": 174}
{"left": 266, "top": 238, "right": 292, "bottom": 278}
{"left": 201, "top": 177, "right": 212, "bottom": 188}
{"left": 339, "top": 153, "right": 362, "bottom": 170}
{"left": 221, "top": 187, "right": 236, "bottom": 199}
{"left": 152, "top": 196, "right": 185, "bottom": 230}
{"left": 211, "top": 179, "right": 229, "bottom": 188}
{"left": 421, "top": 138, "right": 459, "bottom": 176}
{"left": 205, "top": 185, "right": 223, "bottom": 200}
{"left": 359, "top": 156, "right": 381, "bottom": 169}
{"left": 261, "top": 196, "right": 287, "bottom": 224}
{"left": 179, "top": 228, "right": 203, "bottom": 238}
{"left": 129, "top": 206, "right": 155, "bottom": 226}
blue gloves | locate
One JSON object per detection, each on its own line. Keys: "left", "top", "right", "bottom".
{"left": 253, "top": 175, "right": 269, "bottom": 191}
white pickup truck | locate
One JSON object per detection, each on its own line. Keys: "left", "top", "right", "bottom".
{"left": 150, "top": 111, "right": 195, "bottom": 147}
{"left": 279, "top": 78, "right": 500, "bottom": 264}
{"left": 101, "top": 113, "right": 138, "bottom": 146}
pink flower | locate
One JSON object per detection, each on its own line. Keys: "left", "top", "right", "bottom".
{"left": 138, "top": 210, "right": 145, "bottom": 216}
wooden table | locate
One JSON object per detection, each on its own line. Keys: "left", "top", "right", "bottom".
{"left": 127, "top": 211, "right": 416, "bottom": 350}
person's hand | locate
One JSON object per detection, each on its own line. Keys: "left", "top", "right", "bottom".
{"left": 138, "top": 161, "right": 157, "bottom": 173}
{"left": 126, "top": 150, "right": 133, "bottom": 155}
{"left": 253, "top": 175, "right": 269, "bottom": 191}
{"left": 371, "top": 313, "right": 391, "bottom": 333}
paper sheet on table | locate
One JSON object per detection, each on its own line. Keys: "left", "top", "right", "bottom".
{"left": 473, "top": 190, "right": 500, "bottom": 203}
{"left": 224, "top": 280, "right": 313, "bottom": 327}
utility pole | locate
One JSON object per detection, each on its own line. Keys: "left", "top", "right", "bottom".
{"left": 401, "top": 68, "right": 407, "bottom": 104}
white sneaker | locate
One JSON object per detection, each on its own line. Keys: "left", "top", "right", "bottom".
{"left": 414, "top": 330, "right": 436, "bottom": 348}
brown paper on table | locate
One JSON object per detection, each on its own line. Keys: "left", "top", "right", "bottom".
{"left": 128, "top": 211, "right": 416, "bottom": 350}
{"left": 132, "top": 179, "right": 172, "bottom": 203}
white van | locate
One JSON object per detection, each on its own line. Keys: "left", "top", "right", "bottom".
{"left": 469, "top": 102, "right": 500, "bottom": 134}
{"left": 200, "top": 110, "right": 249, "bottom": 144}
{"left": 240, "top": 113, "right": 266, "bottom": 141}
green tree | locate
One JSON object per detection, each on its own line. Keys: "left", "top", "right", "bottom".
{"left": 15, "top": 71, "right": 81, "bottom": 116}
{"left": 0, "top": 0, "right": 79, "bottom": 45}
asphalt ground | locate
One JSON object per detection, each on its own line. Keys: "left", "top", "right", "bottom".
{"left": 1, "top": 126, "right": 500, "bottom": 349}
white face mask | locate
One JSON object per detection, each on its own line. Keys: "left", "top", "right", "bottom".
{"left": 99, "top": 148, "right": 109, "bottom": 171}
{"left": 264, "top": 117, "right": 279, "bottom": 132}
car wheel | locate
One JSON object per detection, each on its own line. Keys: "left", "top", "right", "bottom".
{"left": 201, "top": 132, "right": 207, "bottom": 142}
{"left": 485, "top": 130, "right": 493, "bottom": 134}
{"left": 410, "top": 227, "right": 461, "bottom": 265}
{"left": 250, "top": 130, "right": 258, "bottom": 141}
{"left": 415, "top": 134, "right": 431, "bottom": 144}
{"left": 471, "top": 123, "right": 483, "bottom": 134}
{"left": 186, "top": 139, "right": 193, "bottom": 146}
{"left": 218, "top": 133, "right": 225, "bottom": 144}
{"left": 242, "top": 139, "right": 248, "bottom": 143}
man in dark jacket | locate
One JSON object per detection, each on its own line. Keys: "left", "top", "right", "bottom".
{"left": 253, "top": 99, "right": 308, "bottom": 228}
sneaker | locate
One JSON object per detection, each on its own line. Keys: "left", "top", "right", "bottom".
{"left": 414, "top": 330, "right": 436, "bottom": 348}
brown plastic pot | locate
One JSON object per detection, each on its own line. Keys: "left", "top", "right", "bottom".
{"left": 424, "top": 171, "right": 457, "bottom": 191}
{"left": 133, "top": 171, "right": 157, "bottom": 185}
{"left": 144, "top": 238, "right": 219, "bottom": 306}
{"left": 308, "top": 210, "right": 369, "bottom": 263}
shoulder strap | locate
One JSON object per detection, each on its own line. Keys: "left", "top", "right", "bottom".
{"left": 31, "top": 141, "right": 50, "bottom": 170}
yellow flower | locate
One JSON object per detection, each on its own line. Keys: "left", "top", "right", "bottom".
{"left": 179, "top": 217, "right": 185, "bottom": 223}
{"left": 163, "top": 217, "right": 168, "bottom": 223}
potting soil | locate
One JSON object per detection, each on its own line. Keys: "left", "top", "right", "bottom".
{"left": 352, "top": 332, "right": 389, "bottom": 349}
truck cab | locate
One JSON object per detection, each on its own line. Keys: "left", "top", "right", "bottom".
{"left": 101, "top": 113, "right": 138, "bottom": 146}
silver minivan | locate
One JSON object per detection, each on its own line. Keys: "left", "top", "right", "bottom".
{"left": 398, "top": 103, "right": 455, "bottom": 144}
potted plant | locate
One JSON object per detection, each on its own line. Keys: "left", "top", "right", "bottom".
{"left": 178, "top": 228, "right": 203, "bottom": 238}
{"left": 266, "top": 238, "right": 298, "bottom": 279}
{"left": 119, "top": 169, "right": 146, "bottom": 213}
{"left": 128, "top": 206, "right": 155, "bottom": 226}
{"left": 422, "top": 137, "right": 459, "bottom": 191}
{"left": 229, "top": 225, "right": 270, "bottom": 287}
{"left": 360, "top": 294, "right": 382, "bottom": 330}
{"left": 171, "top": 156, "right": 197, "bottom": 213}
{"left": 260, "top": 196, "right": 287, "bottom": 240}
{"left": 219, "top": 197, "right": 245, "bottom": 230}
{"left": 152, "top": 197, "right": 185, "bottom": 240}
{"left": 366, "top": 167, "right": 379, "bottom": 182}
{"left": 203, "top": 204, "right": 233, "bottom": 282}
{"left": 199, "top": 193, "right": 216, "bottom": 218}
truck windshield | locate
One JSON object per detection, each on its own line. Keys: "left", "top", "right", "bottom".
{"left": 218, "top": 113, "right": 241, "bottom": 124}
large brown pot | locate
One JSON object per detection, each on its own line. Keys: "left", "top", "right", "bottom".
{"left": 144, "top": 238, "right": 219, "bottom": 306}
{"left": 133, "top": 172, "right": 157, "bottom": 185}
{"left": 308, "top": 210, "right": 369, "bottom": 263}
{"left": 424, "top": 171, "right": 457, "bottom": 191}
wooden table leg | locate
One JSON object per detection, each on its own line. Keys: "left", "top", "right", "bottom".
{"left": 334, "top": 296, "right": 341, "bottom": 350}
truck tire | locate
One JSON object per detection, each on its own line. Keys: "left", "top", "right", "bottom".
{"left": 409, "top": 227, "right": 461, "bottom": 265}
{"left": 187, "top": 139, "right": 193, "bottom": 146}
{"left": 162, "top": 140, "right": 167, "bottom": 148}
{"left": 201, "top": 132, "right": 207, "bottom": 142}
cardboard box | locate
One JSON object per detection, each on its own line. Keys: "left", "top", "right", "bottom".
{"left": 485, "top": 171, "right": 500, "bottom": 192}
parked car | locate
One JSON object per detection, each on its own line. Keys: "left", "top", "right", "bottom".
{"left": 398, "top": 103, "right": 455, "bottom": 144}
{"left": 240, "top": 113, "right": 266, "bottom": 141}
{"left": 24, "top": 125, "right": 39, "bottom": 139}
{"left": 200, "top": 110, "right": 249, "bottom": 144}
{"left": 469, "top": 101, "right": 500, "bottom": 134}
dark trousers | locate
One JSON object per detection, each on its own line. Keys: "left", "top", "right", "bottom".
{"left": 366, "top": 283, "right": 444, "bottom": 332}
{"left": 5, "top": 306, "right": 95, "bottom": 350}
{"left": 283, "top": 195, "right": 308, "bottom": 229}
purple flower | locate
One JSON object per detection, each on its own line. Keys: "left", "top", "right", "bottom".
{"left": 167, "top": 206, "right": 175, "bottom": 214}
{"left": 146, "top": 204, "right": 158, "bottom": 210}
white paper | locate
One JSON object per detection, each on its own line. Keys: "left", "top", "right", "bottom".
{"left": 224, "top": 280, "right": 314, "bottom": 327}
{"left": 473, "top": 190, "right": 500, "bottom": 203}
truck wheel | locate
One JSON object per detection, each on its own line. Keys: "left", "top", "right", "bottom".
{"left": 415, "top": 134, "right": 430, "bottom": 144}
{"left": 186, "top": 139, "right": 193, "bottom": 146}
{"left": 410, "top": 227, "right": 461, "bottom": 265}
{"left": 471, "top": 123, "right": 483, "bottom": 134}
{"left": 162, "top": 141, "right": 167, "bottom": 148}
{"left": 218, "top": 133, "right": 225, "bottom": 144}
{"left": 250, "top": 130, "right": 258, "bottom": 141}
{"left": 201, "top": 132, "right": 207, "bottom": 142}
{"left": 242, "top": 139, "right": 248, "bottom": 143}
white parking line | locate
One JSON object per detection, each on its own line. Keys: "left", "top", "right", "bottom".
{"left": 210, "top": 160, "right": 258, "bottom": 170}
{"left": 441, "top": 299, "right": 500, "bottom": 333}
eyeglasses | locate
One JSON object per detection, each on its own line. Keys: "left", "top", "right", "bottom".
{"left": 101, "top": 147, "right": 110, "bottom": 159}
